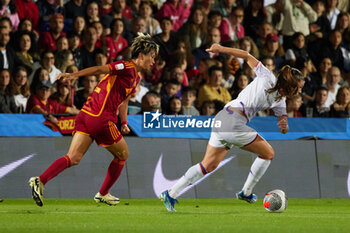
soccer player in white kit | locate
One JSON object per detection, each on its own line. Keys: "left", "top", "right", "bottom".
{"left": 160, "top": 44, "right": 305, "bottom": 212}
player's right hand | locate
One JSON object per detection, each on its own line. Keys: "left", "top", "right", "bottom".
{"left": 206, "top": 43, "right": 222, "bottom": 53}
{"left": 56, "top": 73, "right": 76, "bottom": 82}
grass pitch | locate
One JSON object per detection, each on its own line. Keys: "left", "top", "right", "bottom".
{"left": 0, "top": 198, "right": 349, "bottom": 233}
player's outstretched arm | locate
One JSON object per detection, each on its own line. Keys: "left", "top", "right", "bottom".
{"left": 56, "top": 65, "right": 110, "bottom": 81}
{"left": 277, "top": 116, "right": 289, "bottom": 134}
{"left": 206, "top": 44, "right": 259, "bottom": 69}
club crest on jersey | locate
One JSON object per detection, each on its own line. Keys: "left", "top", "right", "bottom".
{"left": 115, "top": 63, "right": 125, "bottom": 70}
{"left": 125, "top": 88, "right": 133, "bottom": 96}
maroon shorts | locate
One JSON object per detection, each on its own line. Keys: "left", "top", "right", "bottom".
{"left": 74, "top": 112, "right": 122, "bottom": 147}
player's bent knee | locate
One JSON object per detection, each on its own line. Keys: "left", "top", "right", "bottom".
{"left": 260, "top": 148, "right": 274, "bottom": 160}
{"left": 68, "top": 154, "right": 84, "bottom": 165}
{"left": 116, "top": 151, "right": 129, "bottom": 160}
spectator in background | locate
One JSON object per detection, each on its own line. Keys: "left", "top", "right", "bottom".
{"left": 208, "top": 10, "right": 223, "bottom": 29}
{"left": 310, "top": 57, "right": 332, "bottom": 91}
{"left": 101, "top": 0, "right": 132, "bottom": 37}
{"left": 178, "top": 6, "right": 207, "bottom": 50}
{"left": 56, "top": 36, "right": 69, "bottom": 52}
{"left": 15, "top": 0, "right": 39, "bottom": 31}
{"left": 253, "top": 22, "right": 272, "bottom": 51}
{"left": 220, "top": 6, "right": 245, "bottom": 42}
{"left": 9, "top": 66, "right": 30, "bottom": 112}
{"left": 238, "top": 36, "right": 259, "bottom": 67}
{"left": 104, "top": 18, "right": 128, "bottom": 63}
{"left": 230, "top": 72, "right": 250, "bottom": 100}
{"left": 0, "top": 0, "right": 20, "bottom": 30}
{"left": 165, "top": 96, "right": 182, "bottom": 115}
{"left": 50, "top": 79, "right": 76, "bottom": 107}
{"left": 295, "top": 56, "right": 317, "bottom": 103}
{"left": 243, "top": 0, "right": 266, "bottom": 41}
{"left": 15, "top": 31, "right": 40, "bottom": 75}
{"left": 337, "top": 0, "right": 349, "bottom": 12}
{"left": 38, "top": 13, "right": 66, "bottom": 52}
{"left": 30, "top": 67, "right": 49, "bottom": 93}
{"left": 212, "top": 0, "right": 236, "bottom": 18}
{"left": 36, "top": 0, "right": 64, "bottom": 25}
{"left": 152, "top": 17, "right": 177, "bottom": 60}
{"left": 302, "top": 87, "right": 330, "bottom": 117}
{"left": 99, "top": 0, "right": 112, "bottom": 17}
{"left": 161, "top": 79, "right": 181, "bottom": 111}
{"left": 260, "top": 33, "right": 285, "bottom": 69}
{"left": 324, "top": 66, "right": 342, "bottom": 108}
{"left": 64, "top": 0, "right": 86, "bottom": 20}
{"left": 26, "top": 80, "right": 79, "bottom": 125}
{"left": 0, "top": 69, "right": 18, "bottom": 113}
{"left": 130, "top": 0, "right": 141, "bottom": 18}
{"left": 261, "top": 56, "right": 276, "bottom": 72}
{"left": 181, "top": 86, "right": 199, "bottom": 115}
{"left": 325, "top": 0, "right": 340, "bottom": 30}
{"left": 202, "top": 0, "right": 215, "bottom": 15}
{"left": 16, "top": 18, "right": 39, "bottom": 41}
{"left": 198, "top": 65, "right": 231, "bottom": 107}
{"left": 335, "top": 12, "right": 350, "bottom": 36}
{"left": 139, "top": 1, "right": 160, "bottom": 36}
{"left": 140, "top": 90, "right": 161, "bottom": 113}
{"left": 286, "top": 94, "right": 303, "bottom": 117}
{"left": 80, "top": 26, "right": 103, "bottom": 69}
{"left": 85, "top": 1, "right": 100, "bottom": 26}
{"left": 200, "top": 100, "right": 216, "bottom": 115}
{"left": 265, "top": 0, "right": 284, "bottom": 32}
{"left": 128, "top": 83, "right": 142, "bottom": 114}
{"left": 68, "top": 33, "right": 82, "bottom": 69}
{"left": 310, "top": 29, "right": 344, "bottom": 70}
{"left": 71, "top": 16, "right": 86, "bottom": 38}
{"left": 281, "top": 0, "right": 317, "bottom": 50}
{"left": 0, "top": 27, "right": 22, "bottom": 71}
{"left": 309, "top": 0, "right": 331, "bottom": 42}
{"left": 285, "top": 32, "right": 309, "bottom": 66}
{"left": 341, "top": 29, "right": 350, "bottom": 82}
{"left": 193, "top": 27, "right": 223, "bottom": 68}
{"left": 155, "top": 0, "right": 186, "bottom": 31}
{"left": 92, "top": 21, "right": 104, "bottom": 48}
{"left": 329, "top": 86, "right": 350, "bottom": 117}
{"left": 54, "top": 50, "right": 75, "bottom": 73}
{"left": 128, "top": 17, "right": 145, "bottom": 45}
{"left": 40, "top": 50, "right": 61, "bottom": 84}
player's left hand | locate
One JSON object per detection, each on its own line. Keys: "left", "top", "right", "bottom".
{"left": 277, "top": 118, "right": 289, "bottom": 134}
{"left": 121, "top": 123, "right": 130, "bottom": 134}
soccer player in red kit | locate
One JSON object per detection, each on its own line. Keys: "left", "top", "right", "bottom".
{"left": 29, "top": 34, "right": 159, "bottom": 206}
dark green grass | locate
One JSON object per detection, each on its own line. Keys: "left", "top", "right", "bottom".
{"left": 0, "top": 199, "right": 349, "bottom": 233}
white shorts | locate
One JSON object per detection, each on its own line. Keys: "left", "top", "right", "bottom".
{"left": 208, "top": 107, "right": 258, "bottom": 149}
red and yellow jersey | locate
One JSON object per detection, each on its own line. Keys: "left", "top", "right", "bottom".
{"left": 81, "top": 60, "right": 140, "bottom": 121}
{"left": 26, "top": 94, "right": 68, "bottom": 114}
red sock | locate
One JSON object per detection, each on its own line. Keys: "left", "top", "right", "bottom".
{"left": 39, "top": 155, "right": 71, "bottom": 185}
{"left": 99, "top": 158, "right": 126, "bottom": 195}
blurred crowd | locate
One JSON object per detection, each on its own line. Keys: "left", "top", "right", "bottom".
{"left": 0, "top": 0, "right": 350, "bottom": 122}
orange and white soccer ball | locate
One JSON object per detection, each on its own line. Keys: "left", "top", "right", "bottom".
{"left": 263, "top": 189, "right": 288, "bottom": 213}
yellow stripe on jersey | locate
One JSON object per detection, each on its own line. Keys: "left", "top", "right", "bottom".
{"left": 81, "top": 74, "right": 117, "bottom": 117}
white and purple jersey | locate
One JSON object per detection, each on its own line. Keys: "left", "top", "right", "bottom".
{"left": 225, "top": 62, "right": 287, "bottom": 121}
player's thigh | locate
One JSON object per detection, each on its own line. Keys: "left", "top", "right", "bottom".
{"left": 201, "top": 144, "right": 229, "bottom": 172}
{"left": 241, "top": 135, "right": 274, "bottom": 159}
{"left": 105, "top": 137, "right": 129, "bottom": 160}
{"left": 67, "top": 132, "right": 93, "bottom": 165}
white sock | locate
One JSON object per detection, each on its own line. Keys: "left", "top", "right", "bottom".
{"left": 242, "top": 157, "right": 271, "bottom": 196}
{"left": 168, "top": 163, "right": 206, "bottom": 198}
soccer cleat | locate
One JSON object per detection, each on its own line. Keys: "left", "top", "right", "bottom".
{"left": 159, "top": 190, "right": 178, "bottom": 212}
{"left": 29, "top": 177, "right": 44, "bottom": 207}
{"left": 236, "top": 190, "right": 257, "bottom": 203}
{"left": 94, "top": 192, "right": 120, "bottom": 205}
